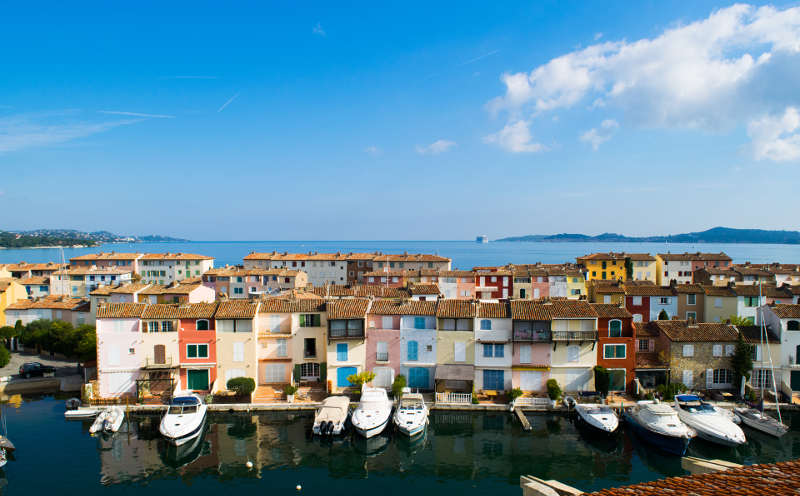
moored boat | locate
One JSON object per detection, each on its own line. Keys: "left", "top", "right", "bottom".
{"left": 159, "top": 392, "right": 207, "bottom": 446}
{"left": 313, "top": 396, "right": 350, "bottom": 436}
{"left": 393, "top": 391, "right": 429, "bottom": 437}
{"left": 734, "top": 407, "right": 788, "bottom": 437}
{"left": 673, "top": 395, "right": 745, "bottom": 447}
{"left": 624, "top": 401, "right": 694, "bottom": 455}
{"left": 574, "top": 403, "right": 618, "bottom": 434}
{"left": 89, "top": 406, "right": 124, "bottom": 434}
{"left": 351, "top": 388, "right": 392, "bottom": 438}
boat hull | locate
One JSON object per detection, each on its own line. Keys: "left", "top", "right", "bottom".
{"left": 624, "top": 412, "right": 691, "bottom": 456}
{"left": 353, "top": 415, "right": 390, "bottom": 439}
{"left": 161, "top": 412, "right": 207, "bottom": 446}
{"left": 395, "top": 418, "right": 427, "bottom": 437}
{"left": 576, "top": 411, "right": 619, "bottom": 435}
{"left": 737, "top": 412, "right": 788, "bottom": 438}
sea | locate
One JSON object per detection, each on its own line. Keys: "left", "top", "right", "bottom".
{"left": 2, "top": 240, "right": 800, "bottom": 268}
{"left": 1, "top": 395, "right": 798, "bottom": 496}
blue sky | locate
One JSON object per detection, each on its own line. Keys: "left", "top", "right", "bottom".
{"left": 2, "top": 1, "right": 800, "bottom": 240}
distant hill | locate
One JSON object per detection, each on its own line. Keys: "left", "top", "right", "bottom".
{"left": 496, "top": 227, "right": 800, "bottom": 244}
{"left": 0, "top": 229, "right": 189, "bottom": 248}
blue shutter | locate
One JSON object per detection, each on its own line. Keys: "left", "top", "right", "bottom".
{"left": 409, "top": 367, "right": 429, "bottom": 389}
{"left": 495, "top": 344, "right": 504, "bottom": 358}
{"left": 408, "top": 341, "right": 418, "bottom": 361}
{"left": 481, "top": 319, "right": 491, "bottom": 330}
{"left": 337, "top": 367, "right": 357, "bottom": 387}
{"left": 414, "top": 317, "right": 425, "bottom": 329}
{"left": 336, "top": 343, "right": 348, "bottom": 362}
{"left": 483, "top": 343, "right": 493, "bottom": 358}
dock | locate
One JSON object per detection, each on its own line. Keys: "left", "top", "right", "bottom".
{"left": 514, "top": 407, "right": 532, "bottom": 431}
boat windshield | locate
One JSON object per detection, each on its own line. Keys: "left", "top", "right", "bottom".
{"left": 585, "top": 406, "right": 613, "bottom": 415}
{"left": 400, "top": 401, "right": 424, "bottom": 410}
{"left": 681, "top": 403, "right": 715, "bottom": 414}
{"left": 168, "top": 404, "right": 198, "bottom": 415}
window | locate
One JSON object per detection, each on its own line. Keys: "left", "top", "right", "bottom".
{"left": 414, "top": 317, "right": 426, "bottom": 329}
{"left": 381, "top": 316, "right": 393, "bottom": 329}
{"left": 608, "top": 320, "right": 622, "bottom": 337}
{"left": 752, "top": 369, "right": 773, "bottom": 389}
{"left": 480, "top": 319, "right": 492, "bottom": 330}
{"left": 187, "top": 344, "right": 209, "bottom": 359}
{"left": 602, "top": 261, "right": 607, "bottom": 269}
{"left": 301, "top": 362, "right": 320, "bottom": 379}
{"left": 233, "top": 342, "right": 244, "bottom": 362}
{"left": 299, "top": 314, "right": 321, "bottom": 327}
{"left": 659, "top": 297, "right": 670, "bottom": 305}
{"left": 603, "top": 295, "right": 611, "bottom": 304}
{"left": 686, "top": 312, "right": 697, "bottom": 320}
{"left": 712, "top": 344, "right": 722, "bottom": 357}
{"left": 376, "top": 341, "right": 389, "bottom": 361}
{"left": 494, "top": 344, "right": 504, "bottom": 357}
{"left": 787, "top": 320, "right": 800, "bottom": 331}
{"left": 304, "top": 338, "right": 316, "bottom": 358}
{"left": 682, "top": 344, "right": 694, "bottom": 357}
{"left": 519, "top": 344, "right": 532, "bottom": 364}
{"left": 336, "top": 343, "right": 348, "bottom": 362}
{"left": 744, "top": 296, "right": 759, "bottom": 307}
{"left": 713, "top": 369, "right": 734, "bottom": 385}
{"left": 603, "top": 344, "right": 626, "bottom": 359}
{"left": 638, "top": 339, "right": 650, "bottom": 352}
{"left": 725, "top": 344, "right": 735, "bottom": 356}
{"left": 148, "top": 321, "right": 159, "bottom": 332}
{"left": 483, "top": 343, "right": 493, "bottom": 357}
{"left": 276, "top": 339, "right": 288, "bottom": 357}
{"left": 566, "top": 345, "right": 580, "bottom": 362}
{"left": 407, "top": 341, "right": 419, "bottom": 361}
{"left": 714, "top": 298, "right": 722, "bottom": 308}
{"left": 633, "top": 314, "right": 643, "bottom": 322}
{"left": 687, "top": 294, "right": 696, "bottom": 305}
{"left": 632, "top": 296, "right": 642, "bottom": 306}
{"left": 233, "top": 287, "right": 244, "bottom": 295}
{"left": 454, "top": 341, "right": 466, "bottom": 362}
{"left": 196, "top": 319, "right": 210, "bottom": 331}
{"left": 162, "top": 321, "right": 174, "bottom": 332}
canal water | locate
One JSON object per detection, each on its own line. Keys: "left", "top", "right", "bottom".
{"left": 2, "top": 396, "right": 799, "bottom": 495}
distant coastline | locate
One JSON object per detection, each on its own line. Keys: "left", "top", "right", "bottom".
{"left": 496, "top": 227, "right": 800, "bottom": 245}
{"left": 0, "top": 229, "right": 189, "bottom": 249}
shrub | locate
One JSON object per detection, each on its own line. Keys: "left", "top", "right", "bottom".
{"left": 594, "top": 366, "right": 610, "bottom": 397}
{"left": 656, "top": 382, "right": 685, "bottom": 401}
{"left": 471, "top": 396, "right": 479, "bottom": 404}
{"left": 284, "top": 384, "right": 298, "bottom": 396}
{"left": 546, "top": 379, "right": 561, "bottom": 401}
{"left": 346, "top": 370, "right": 376, "bottom": 390}
{"left": 391, "top": 374, "right": 407, "bottom": 398}
{"left": 510, "top": 387, "right": 523, "bottom": 401}
{"left": 226, "top": 377, "right": 255, "bottom": 396}
{"left": 0, "top": 346, "right": 9, "bottom": 368}
{"left": 657, "top": 309, "right": 669, "bottom": 320}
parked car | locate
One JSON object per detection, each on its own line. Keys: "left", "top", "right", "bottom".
{"left": 19, "top": 362, "right": 56, "bottom": 378}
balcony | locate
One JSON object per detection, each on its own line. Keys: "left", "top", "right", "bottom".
{"left": 142, "top": 356, "right": 177, "bottom": 369}
{"left": 376, "top": 352, "right": 389, "bottom": 362}
{"left": 513, "top": 330, "right": 551, "bottom": 342}
{"left": 329, "top": 328, "right": 365, "bottom": 339}
{"left": 552, "top": 330, "right": 597, "bottom": 342}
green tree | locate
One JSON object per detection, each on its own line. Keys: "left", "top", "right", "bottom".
{"left": 728, "top": 315, "right": 753, "bottom": 326}
{"left": 391, "top": 374, "right": 407, "bottom": 398}
{"left": 546, "top": 379, "right": 561, "bottom": 401}
{"left": 346, "top": 370, "right": 376, "bottom": 390}
{"left": 658, "top": 309, "right": 669, "bottom": 320}
{"left": 0, "top": 347, "right": 9, "bottom": 368}
{"left": 731, "top": 333, "right": 754, "bottom": 392}
{"left": 75, "top": 327, "right": 97, "bottom": 362}
{"left": 594, "top": 365, "right": 610, "bottom": 397}
{"left": 0, "top": 326, "right": 16, "bottom": 349}
{"left": 624, "top": 258, "right": 633, "bottom": 279}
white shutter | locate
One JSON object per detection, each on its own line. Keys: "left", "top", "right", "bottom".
{"left": 377, "top": 341, "right": 388, "bottom": 354}
{"left": 382, "top": 316, "right": 393, "bottom": 329}
{"left": 520, "top": 371, "right": 543, "bottom": 391}
{"left": 373, "top": 367, "right": 393, "bottom": 388}
{"left": 454, "top": 342, "right": 466, "bottom": 362}
{"left": 567, "top": 345, "right": 580, "bottom": 362}
{"left": 706, "top": 368, "right": 713, "bottom": 389}
{"left": 603, "top": 295, "right": 611, "bottom": 304}
{"left": 108, "top": 346, "right": 120, "bottom": 366}
{"left": 682, "top": 370, "right": 693, "bottom": 388}
{"left": 264, "top": 364, "right": 284, "bottom": 383}
{"left": 755, "top": 345, "right": 762, "bottom": 362}
{"left": 725, "top": 344, "right": 735, "bottom": 356}
{"left": 712, "top": 345, "right": 722, "bottom": 357}
{"left": 533, "top": 288, "right": 540, "bottom": 299}
{"left": 519, "top": 345, "right": 532, "bottom": 364}
{"left": 237, "top": 319, "right": 253, "bottom": 332}
{"left": 277, "top": 339, "right": 287, "bottom": 357}
{"left": 233, "top": 342, "right": 245, "bottom": 362}
{"left": 225, "top": 368, "right": 246, "bottom": 383}
{"left": 683, "top": 344, "right": 694, "bottom": 357}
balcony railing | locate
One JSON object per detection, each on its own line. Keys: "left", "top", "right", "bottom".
{"left": 329, "top": 328, "right": 365, "bottom": 339}
{"left": 552, "top": 330, "right": 597, "bottom": 341}
{"left": 513, "top": 330, "right": 551, "bottom": 342}
{"left": 376, "top": 352, "right": 389, "bottom": 362}
{"left": 142, "top": 356, "right": 175, "bottom": 369}
{"left": 436, "top": 392, "right": 472, "bottom": 404}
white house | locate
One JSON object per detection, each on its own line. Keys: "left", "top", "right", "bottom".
{"left": 547, "top": 301, "right": 598, "bottom": 392}
{"left": 473, "top": 302, "right": 512, "bottom": 391}
{"left": 138, "top": 253, "right": 214, "bottom": 285}
{"left": 399, "top": 310, "right": 437, "bottom": 390}
{"left": 95, "top": 303, "right": 146, "bottom": 398}
{"left": 759, "top": 304, "right": 800, "bottom": 393}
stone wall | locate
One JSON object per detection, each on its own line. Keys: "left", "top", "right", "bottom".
{"left": 669, "top": 341, "right": 736, "bottom": 389}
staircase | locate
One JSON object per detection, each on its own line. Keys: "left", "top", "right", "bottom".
{"left": 253, "top": 385, "right": 285, "bottom": 403}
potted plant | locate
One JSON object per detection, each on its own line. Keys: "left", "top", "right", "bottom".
{"left": 546, "top": 379, "right": 561, "bottom": 408}
{"left": 510, "top": 387, "right": 523, "bottom": 406}
{"left": 284, "top": 384, "right": 298, "bottom": 403}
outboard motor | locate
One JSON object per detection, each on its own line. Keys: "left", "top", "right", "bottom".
{"left": 323, "top": 421, "right": 332, "bottom": 436}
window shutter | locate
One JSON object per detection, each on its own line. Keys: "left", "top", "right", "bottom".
{"left": 520, "top": 345, "right": 532, "bottom": 364}
{"left": 454, "top": 342, "right": 466, "bottom": 362}
{"left": 233, "top": 342, "right": 244, "bottom": 362}
{"left": 314, "top": 314, "right": 321, "bottom": 327}
{"left": 299, "top": 314, "right": 305, "bottom": 327}
{"left": 706, "top": 368, "right": 713, "bottom": 389}
{"left": 712, "top": 344, "right": 722, "bottom": 357}
{"left": 682, "top": 369, "right": 693, "bottom": 388}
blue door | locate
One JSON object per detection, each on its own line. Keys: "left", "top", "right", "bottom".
{"left": 337, "top": 367, "right": 357, "bottom": 387}
{"left": 408, "top": 367, "right": 429, "bottom": 389}
{"left": 483, "top": 370, "right": 505, "bottom": 391}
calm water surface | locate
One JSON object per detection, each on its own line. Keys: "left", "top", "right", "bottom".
{"left": 2, "top": 396, "right": 799, "bottom": 495}
{"left": 2, "top": 241, "right": 800, "bottom": 269}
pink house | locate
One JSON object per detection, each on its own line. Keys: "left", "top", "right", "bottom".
{"left": 96, "top": 303, "right": 146, "bottom": 398}
{"left": 365, "top": 300, "right": 406, "bottom": 389}
{"left": 510, "top": 300, "right": 553, "bottom": 393}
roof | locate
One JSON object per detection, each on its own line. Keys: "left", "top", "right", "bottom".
{"left": 634, "top": 322, "right": 659, "bottom": 338}
{"left": 96, "top": 303, "right": 146, "bottom": 319}
{"left": 477, "top": 301, "right": 510, "bottom": 318}
{"left": 657, "top": 251, "right": 732, "bottom": 262}
{"left": 368, "top": 300, "right": 437, "bottom": 316}
{"left": 672, "top": 283, "right": 704, "bottom": 294}
{"left": 409, "top": 283, "right": 440, "bottom": 295}
{"left": 635, "top": 352, "right": 669, "bottom": 369}
{"left": 174, "top": 302, "right": 218, "bottom": 319}
{"left": 141, "top": 304, "right": 180, "bottom": 319}
{"left": 3, "top": 262, "right": 64, "bottom": 271}
{"left": 70, "top": 252, "right": 141, "bottom": 261}
{"left": 141, "top": 283, "right": 203, "bottom": 295}
{"left": 438, "top": 270, "right": 475, "bottom": 278}
{"left": 258, "top": 299, "right": 327, "bottom": 314}
{"left": 242, "top": 251, "right": 449, "bottom": 263}
{"left": 547, "top": 300, "right": 597, "bottom": 319}
{"left": 204, "top": 266, "right": 303, "bottom": 277}
{"left": 54, "top": 267, "right": 132, "bottom": 275}
{"left": 624, "top": 283, "right": 675, "bottom": 296}
{"left": 6, "top": 295, "right": 88, "bottom": 311}
{"left": 17, "top": 276, "right": 49, "bottom": 285}
{"left": 327, "top": 298, "right": 369, "bottom": 319}
{"left": 436, "top": 299, "right": 477, "bottom": 318}
{"left": 625, "top": 253, "right": 656, "bottom": 261}
{"left": 653, "top": 320, "right": 738, "bottom": 342}
{"left": 140, "top": 252, "right": 213, "bottom": 260}
{"left": 590, "top": 281, "right": 625, "bottom": 294}
{"left": 215, "top": 300, "right": 259, "bottom": 319}
{"left": 771, "top": 304, "right": 800, "bottom": 318}
{"left": 584, "top": 459, "right": 800, "bottom": 496}
{"left": 590, "top": 304, "right": 632, "bottom": 319}
{"left": 577, "top": 252, "right": 628, "bottom": 262}
{"left": 737, "top": 325, "right": 780, "bottom": 344}
{"left": 703, "top": 285, "right": 737, "bottom": 297}
{"left": 510, "top": 300, "right": 553, "bottom": 320}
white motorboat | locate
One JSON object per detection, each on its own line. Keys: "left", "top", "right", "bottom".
{"left": 673, "top": 395, "right": 745, "bottom": 447}
{"left": 351, "top": 387, "right": 392, "bottom": 438}
{"left": 65, "top": 407, "right": 103, "bottom": 420}
{"left": 574, "top": 403, "right": 619, "bottom": 434}
{"left": 159, "top": 392, "right": 207, "bottom": 446}
{"left": 0, "top": 437, "right": 14, "bottom": 468}
{"left": 734, "top": 407, "right": 788, "bottom": 437}
{"left": 313, "top": 396, "right": 350, "bottom": 436}
{"left": 624, "top": 401, "right": 695, "bottom": 455}
{"left": 393, "top": 390, "right": 429, "bottom": 437}
{"left": 89, "top": 406, "right": 124, "bottom": 434}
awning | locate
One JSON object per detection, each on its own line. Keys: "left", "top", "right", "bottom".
{"left": 435, "top": 364, "right": 474, "bottom": 381}
{"left": 512, "top": 365, "right": 550, "bottom": 371}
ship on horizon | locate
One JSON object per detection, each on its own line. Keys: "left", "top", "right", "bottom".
{"left": 476, "top": 235, "right": 488, "bottom": 244}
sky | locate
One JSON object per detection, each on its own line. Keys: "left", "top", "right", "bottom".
{"left": 2, "top": 1, "right": 800, "bottom": 240}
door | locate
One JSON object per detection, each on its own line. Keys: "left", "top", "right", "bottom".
{"left": 264, "top": 363, "right": 285, "bottom": 383}
{"left": 483, "top": 369, "right": 504, "bottom": 391}
{"left": 106, "top": 373, "right": 133, "bottom": 395}
{"left": 188, "top": 369, "right": 209, "bottom": 390}
{"left": 337, "top": 367, "right": 357, "bottom": 387}
{"left": 791, "top": 371, "right": 800, "bottom": 391}
{"left": 796, "top": 345, "right": 800, "bottom": 365}
{"left": 154, "top": 344, "right": 165, "bottom": 364}
{"left": 520, "top": 371, "right": 543, "bottom": 391}
{"left": 682, "top": 370, "right": 693, "bottom": 388}
{"left": 408, "top": 367, "right": 430, "bottom": 389}
{"left": 373, "top": 367, "right": 393, "bottom": 388}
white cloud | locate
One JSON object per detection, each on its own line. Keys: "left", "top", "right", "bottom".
{"left": 483, "top": 120, "right": 545, "bottom": 153}
{"left": 487, "top": 4, "right": 800, "bottom": 160}
{"left": 580, "top": 119, "right": 619, "bottom": 150}
{"left": 415, "top": 139, "right": 456, "bottom": 155}
{"left": 364, "top": 145, "right": 381, "bottom": 156}
{"left": 98, "top": 110, "right": 174, "bottom": 119}
{"left": 0, "top": 113, "right": 140, "bottom": 153}
{"left": 747, "top": 107, "right": 800, "bottom": 161}
{"left": 313, "top": 22, "right": 326, "bottom": 36}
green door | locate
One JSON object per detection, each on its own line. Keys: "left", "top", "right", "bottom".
{"left": 188, "top": 369, "right": 209, "bottom": 390}
{"left": 791, "top": 371, "right": 800, "bottom": 391}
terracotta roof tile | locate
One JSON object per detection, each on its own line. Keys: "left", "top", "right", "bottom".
{"left": 590, "top": 304, "right": 632, "bottom": 319}
{"left": 258, "top": 299, "right": 327, "bottom": 314}
{"left": 477, "top": 301, "right": 510, "bottom": 318}
{"left": 409, "top": 283, "right": 440, "bottom": 295}
{"left": 140, "top": 252, "right": 213, "bottom": 260}
{"left": 547, "top": 300, "right": 597, "bottom": 318}
{"left": 96, "top": 303, "right": 146, "bottom": 319}
{"left": 634, "top": 322, "right": 659, "bottom": 338}
{"left": 6, "top": 295, "right": 87, "bottom": 311}
{"left": 215, "top": 300, "right": 259, "bottom": 319}
{"left": 436, "top": 299, "right": 477, "bottom": 318}
{"left": 737, "top": 325, "right": 780, "bottom": 344}
{"left": 17, "top": 276, "right": 49, "bottom": 285}
{"left": 636, "top": 352, "right": 668, "bottom": 369}
{"left": 327, "top": 298, "right": 370, "bottom": 319}
{"left": 141, "top": 304, "right": 181, "bottom": 319}
{"left": 174, "top": 302, "right": 218, "bottom": 319}
{"left": 623, "top": 283, "right": 675, "bottom": 296}
{"left": 510, "top": 300, "right": 553, "bottom": 320}
{"left": 672, "top": 283, "right": 704, "bottom": 293}
{"left": 654, "top": 320, "right": 737, "bottom": 342}
{"left": 657, "top": 251, "right": 731, "bottom": 262}
{"left": 368, "top": 300, "right": 437, "bottom": 316}
{"left": 70, "top": 252, "right": 142, "bottom": 261}
{"left": 771, "top": 304, "right": 800, "bottom": 318}
{"left": 703, "top": 285, "right": 737, "bottom": 297}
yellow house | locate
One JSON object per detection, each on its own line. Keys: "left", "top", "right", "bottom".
{"left": 435, "top": 299, "right": 477, "bottom": 393}
{"left": 577, "top": 253, "right": 628, "bottom": 282}
{"left": 627, "top": 254, "right": 657, "bottom": 283}
{"left": 0, "top": 279, "right": 27, "bottom": 327}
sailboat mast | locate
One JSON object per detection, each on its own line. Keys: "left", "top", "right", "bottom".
{"left": 759, "top": 281, "right": 765, "bottom": 408}
{"left": 759, "top": 282, "right": 783, "bottom": 424}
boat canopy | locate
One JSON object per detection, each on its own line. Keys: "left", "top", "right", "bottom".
{"left": 675, "top": 394, "right": 701, "bottom": 403}
{"left": 171, "top": 396, "right": 200, "bottom": 406}
{"left": 642, "top": 403, "right": 677, "bottom": 415}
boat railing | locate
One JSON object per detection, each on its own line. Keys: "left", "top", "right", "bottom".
{"left": 435, "top": 392, "right": 472, "bottom": 404}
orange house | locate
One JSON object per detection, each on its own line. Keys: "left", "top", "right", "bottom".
{"left": 591, "top": 303, "right": 636, "bottom": 394}
{"left": 177, "top": 303, "right": 219, "bottom": 392}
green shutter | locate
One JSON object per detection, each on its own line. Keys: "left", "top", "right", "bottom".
{"left": 199, "top": 344, "right": 208, "bottom": 358}
{"left": 299, "top": 314, "right": 305, "bottom": 327}
{"left": 188, "top": 345, "right": 197, "bottom": 358}
{"left": 293, "top": 364, "right": 302, "bottom": 382}
{"left": 314, "top": 314, "right": 321, "bottom": 327}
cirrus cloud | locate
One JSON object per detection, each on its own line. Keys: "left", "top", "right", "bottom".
{"left": 415, "top": 139, "right": 456, "bottom": 155}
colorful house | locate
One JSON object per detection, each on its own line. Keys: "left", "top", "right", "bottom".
{"left": 627, "top": 254, "right": 658, "bottom": 283}
{"left": 326, "top": 298, "right": 369, "bottom": 392}
{"left": 177, "top": 303, "right": 219, "bottom": 393}
{"left": 409, "top": 283, "right": 440, "bottom": 301}
{"left": 759, "top": 304, "right": 800, "bottom": 393}
{"left": 138, "top": 253, "right": 214, "bottom": 285}
{"left": 18, "top": 276, "right": 50, "bottom": 299}
{"left": 656, "top": 252, "right": 731, "bottom": 286}
{"left": 674, "top": 283, "right": 705, "bottom": 322}
{"left": 50, "top": 267, "right": 133, "bottom": 298}
{"left": 5, "top": 295, "right": 90, "bottom": 327}
{"left": 365, "top": 300, "right": 404, "bottom": 389}
{"left": 215, "top": 300, "right": 260, "bottom": 393}
{"left": 437, "top": 270, "right": 476, "bottom": 299}
{"left": 137, "top": 282, "right": 215, "bottom": 304}
{"left": 703, "top": 285, "right": 738, "bottom": 323}
{"left": 587, "top": 280, "right": 626, "bottom": 305}
{"left": 623, "top": 282, "right": 677, "bottom": 322}
{"left": 140, "top": 304, "right": 181, "bottom": 395}
{"left": 591, "top": 303, "right": 635, "bottom": 393}
{"left": 473, "top": 301, "right": 512, "bottom": 392}
{"left": 510, "top": 300, "right": 552, "bottom": 393}
{"left": 203, "top": 267, "right": 307, "bottom": 298}
{"left": 434, "top": 299, "right": 477, "bottom": 393}
{"left": 473, "top": 269, "right": 512, "bottom": 300}
{"left": 398, "top": 301, "right": 437, "bottom": 390}
{"left": 95, "top": 303, "right": 146, "bottom": 398}
{"left": 0, "top": 279, "right": 27, "bottom": 326}
{"left": 548, "top": 300, "right": 598, "bottom": 392}
{"left": 577, "top": 253, "right": 628, "bottom": 282}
